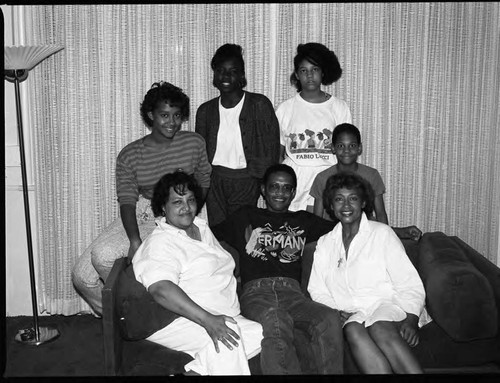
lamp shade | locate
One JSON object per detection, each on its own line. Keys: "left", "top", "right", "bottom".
{"left": 4, "top": 45, "right": 64, "bottom": 71}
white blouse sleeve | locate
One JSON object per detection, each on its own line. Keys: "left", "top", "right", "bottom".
{"left": 307, "top": 235, "right": 339, "bottom": 310}
{"left": 384, "top": 229, "right": 426, "bottom": 316}
{"left": 133, "top": 234, "right": 183, "bottom": 290}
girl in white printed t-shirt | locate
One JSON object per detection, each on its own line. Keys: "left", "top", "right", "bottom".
{"left": 276, "top": 42, "right": 353, "bottom": 212}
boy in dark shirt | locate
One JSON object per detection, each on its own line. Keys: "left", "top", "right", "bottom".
{"left": 310, "top": 123, "right": 422, "bottom": 241}
{"left": 211, "top": 164, "right": 342, "bottom": 375}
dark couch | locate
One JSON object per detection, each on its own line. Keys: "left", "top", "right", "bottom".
{"left": 102, "top": 231, "right": 500, "bottom": 375}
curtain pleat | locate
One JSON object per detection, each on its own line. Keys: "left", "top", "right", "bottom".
{"left": 18, "top": 3, "right": 500, "bottom": 315}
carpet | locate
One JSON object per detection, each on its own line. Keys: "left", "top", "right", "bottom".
{"left": 3, "top": 315, "right": 105, "bottom": 377}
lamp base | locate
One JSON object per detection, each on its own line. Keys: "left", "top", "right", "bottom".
{"left": 15, "top": 326, "right": 60, "bottom": 346}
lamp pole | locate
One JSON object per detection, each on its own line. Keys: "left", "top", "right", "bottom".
{"left": 13, "top": 69, "right": 42, "bottom": 342}
{"left": 6, "top": 66, "right": 60, "bottom": 346}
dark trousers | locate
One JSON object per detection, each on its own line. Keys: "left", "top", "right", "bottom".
{"left": 240, "top": 277, "right": 344, "bottom": 375}
{"left": 206, "top": 166, "right": 261, "bottom": 226}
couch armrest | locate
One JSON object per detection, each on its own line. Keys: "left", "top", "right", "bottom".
{"left": 450, "top": 236, "right": 500, "bottom": 320}
{"left": 418, "top": 232, "right": 498, "bottom": 341}
{"left": 102, "top": 257, "right": 127, "bottom": 376}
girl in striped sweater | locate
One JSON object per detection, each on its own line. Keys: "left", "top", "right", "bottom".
{"left": 72, "top": 82, "right": 211, "bottom": 316}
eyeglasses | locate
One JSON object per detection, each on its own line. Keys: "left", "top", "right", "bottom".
{"left": 334, "top": 143, "right": 359, "bottom": 152}
{"left": 268, "top": 183, "right": 294, "bottom": 194}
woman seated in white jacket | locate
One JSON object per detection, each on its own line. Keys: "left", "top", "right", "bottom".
{"left": 132, "top": 171, "right": 262, "bottom": 375}
{"left": 308, "top": 172, "right": 429, "bottom": 374}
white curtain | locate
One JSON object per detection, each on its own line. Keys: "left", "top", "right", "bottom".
{"left": 18, "top": 3, "right": 500, "bottom": 315}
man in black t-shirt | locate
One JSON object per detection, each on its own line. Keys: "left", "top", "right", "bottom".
{"left": 212, "top": 164, "right": 342, "bottom": 375}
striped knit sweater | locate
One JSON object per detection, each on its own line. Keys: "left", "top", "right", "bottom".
{"left": 115, "top": 130, "right": 211, "bottom": 206}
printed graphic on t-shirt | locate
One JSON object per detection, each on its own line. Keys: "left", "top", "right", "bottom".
{"left": 244, "top": 221, "right": 306, "bottom": 263}
{"left": 286, "top": 128, "right": 332, "bottom": 160}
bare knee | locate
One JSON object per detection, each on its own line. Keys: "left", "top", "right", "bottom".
{"left": 343, "top": 322, "right": 364, "bottom": 343}
{"left": 344, "top": 322, "right": 392, "bottom": 373}
{"left": 368, "top": 321, "right": 400, "bottom": 347}
{"left": 368, "top": 321, "right": 422, "bottom": 374}
{"left": 344, "top": 322, "right": 371, "bottom": 352}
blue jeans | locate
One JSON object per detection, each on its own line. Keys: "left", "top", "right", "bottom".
{"left": 240, "top": 277, "right": 343, "bottom": 375}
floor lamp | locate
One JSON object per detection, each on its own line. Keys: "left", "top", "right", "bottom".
{"left": 5, "top": 45, "right": 64, "bottom": 346}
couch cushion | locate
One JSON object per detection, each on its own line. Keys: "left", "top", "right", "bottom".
{"left": 417, "top": 232, "right": 498, "bottom": 342}
{"left": 122, "top": 338, "right": 192, "bottom": 375}
{"left": 413, "top": 320, "right": 500, "bottom": 369}
{"left": 115, "top": 262, "right": 179, "bottom": 341}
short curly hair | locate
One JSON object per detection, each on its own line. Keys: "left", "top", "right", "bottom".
{"left": 151, "top": 171, "right": 203, "bottom": 217}
{"left": 322, "top": 172, "right": 374, "bottom": 220}
{"left": 290, "top": 42, "right": 342, "bottom": 92}
{"left": 210, "top": 43, "right": 247, "bottom": 89}
{"left": 140, "top": 82, "right": 190, "bottom": 128}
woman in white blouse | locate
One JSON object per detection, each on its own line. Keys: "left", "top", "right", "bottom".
{"left": 308, "top": 172, "right": 427, "bottom": 374}
{"left": 132, "top": 171, "right": 262, "bottom": 375}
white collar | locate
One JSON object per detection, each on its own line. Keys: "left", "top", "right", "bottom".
{"left": 332, "top": 212, "right": 371, "bottom": 238}
{"left": 155, "top": 215, "right": 207, "bottom": 236}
